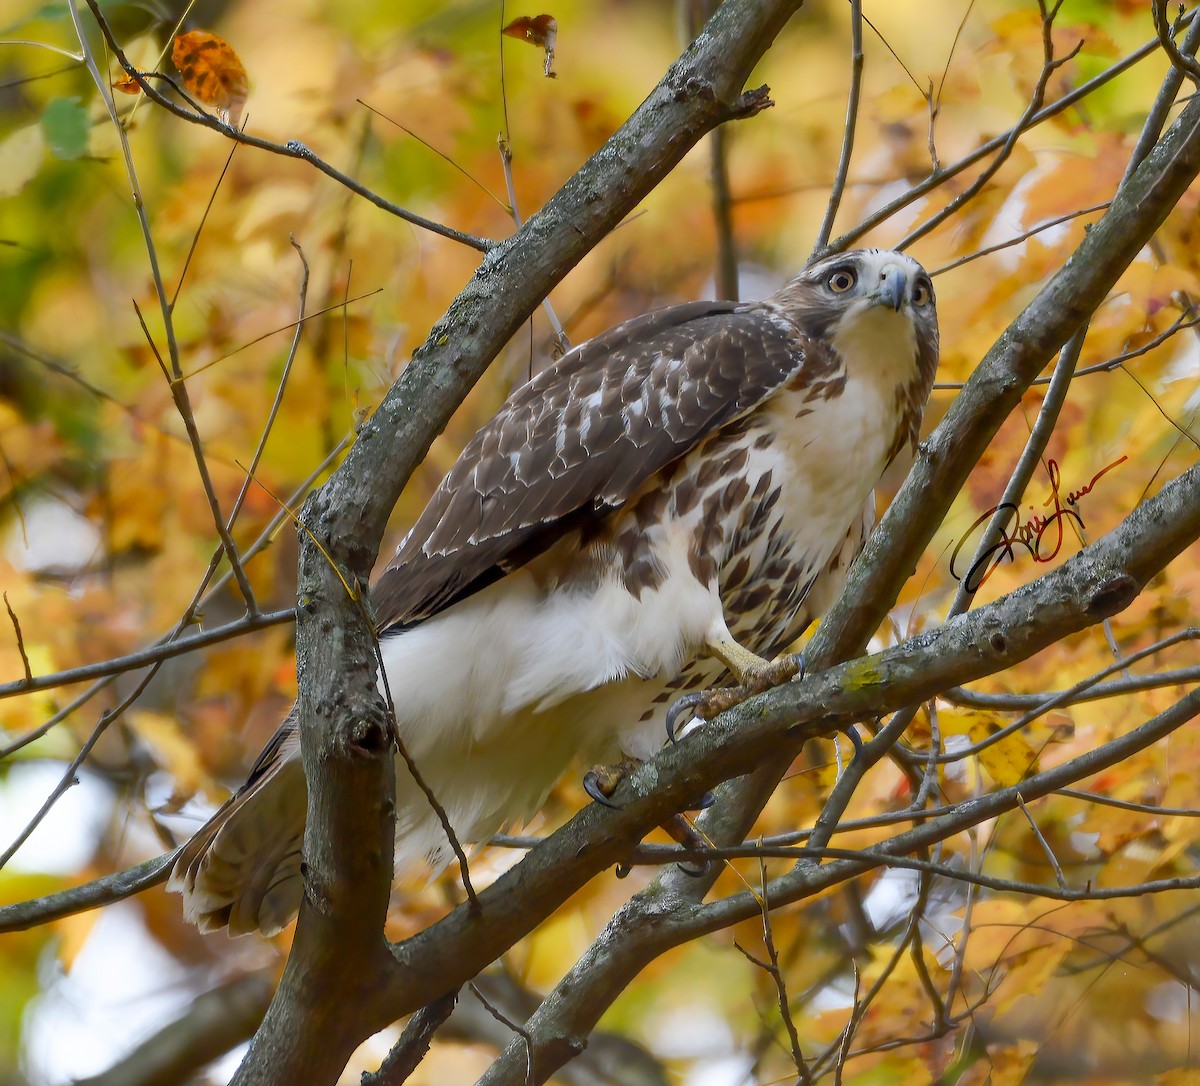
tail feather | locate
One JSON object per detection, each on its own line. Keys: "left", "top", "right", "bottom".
{"left": 168, "top": 716, "right": 306, "bottom": 936}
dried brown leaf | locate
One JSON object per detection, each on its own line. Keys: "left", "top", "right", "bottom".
{"left": 503, "top": 14, "right": 558, "bottom": 78}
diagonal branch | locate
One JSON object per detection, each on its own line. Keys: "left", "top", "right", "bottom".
{"left": 228, "top": 4, "right": 799, "bottom": 1084}
{"left": 469, "top": 457, "right": 1200, "bottom": 1085}
{"left": 80, "top": 0, "right": 492, "bottom": 253}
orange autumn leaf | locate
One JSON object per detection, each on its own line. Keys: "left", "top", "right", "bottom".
{"left": 113, "top": 74, "right": 141, "bottom": 95}
{"left": 172, "top": 30, "right": 248, "bottom": 124}
{"left": 503, "top": 14, "right": 558, "bottom": 78}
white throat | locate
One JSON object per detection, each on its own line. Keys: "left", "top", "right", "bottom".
{"left": 831, "top": 303, "right": 919, "bottom": 386}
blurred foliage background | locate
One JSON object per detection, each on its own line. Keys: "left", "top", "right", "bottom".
{"left": 2, "top": 0, "right": 1200, "bottom": 1082}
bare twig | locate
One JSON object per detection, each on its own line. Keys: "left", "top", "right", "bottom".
{"left": 0, "top": 659, "right": 164, "bottom": 872}
{"left": 3, "top": 593, "right": 31, "bottom": 682}
{"left": 361, "top": 992, "right": 459, "bottom": 1086}
{"left": 224, "top": 238, "right": 311, "bottom": 539}
{"left": 733, "top": 868, "right": 811, "bottom": 1084}
{"left": 471, "top": 981, "right": 538, "bottom": 1086}
{"left": 1016, "top": 792, "right": 1066, "bottom": 889}
{"left": 811, "top": 0, "right": 863, "bottom": 258}
{"left": 897, "top": 3, "right": 1080, "bottom": 250}
{"left": 0, "top": 852, "right": 174, "bottom": 933}
{"left": 0, "top": 608, "right": 293, "bottom": 699}
{"left": 171, "top": 130, "right": 241, "bottom": 310}
{"left": 930, "top": 201, "right": 1110, "bottom": 277}
{"left": 1154, "top": 0, "right": 1200, "bottom": 89}
{"left": 81, "top": 0, "right": 492, "bottom": 253}
{"left": 828, "top": 14, "right": 1194, "bottom": 252}
{"left": 372, "top": 634, "right": 479, "bottom": 909}
{"left": 497, "top": 137, "right": 570, "bottom": 355}
{"left": 178, "top": 289, "right": 382, "bottom": 382}
{"left": 709, "top": 124, "right": 738, "bottom": 300}
{"left": 927, "top": 629, "right": 1200, "bottom": 764}
{"left": 935, "top": 311, "right": 1200, "bottom": 392}
{"left": 69, "top": 9, "right": 261, "bottom": 612}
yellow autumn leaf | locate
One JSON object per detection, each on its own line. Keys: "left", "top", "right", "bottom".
{"left": 127, "top": 709, "right": 208, "bottom": 802}
{"left": 941, "top": 708, "right": 1038, "bottom": 787}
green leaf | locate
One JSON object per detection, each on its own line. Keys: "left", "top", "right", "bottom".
{"left": 40, "top": 97, "right": 89, "bottom": 160}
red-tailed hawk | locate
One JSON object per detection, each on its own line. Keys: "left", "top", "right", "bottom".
{"left": 170, "top": 248, "right": 939, "bottom": 935}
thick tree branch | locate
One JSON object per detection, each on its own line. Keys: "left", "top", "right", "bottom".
{"left": 699, "top": 61, "right": 1200, "bottom": 861}
{"left": 471, "top": 459, "right": 1200, "bottom": 1085}
{"left": 223, "top": 9, "right": 1200, "bottom": 1081}
{"left": 462, "top": 72, "right": 1200, "bottom": 1077}
{"left": 229, "top": 4, "right": 800, "bottom": 1084}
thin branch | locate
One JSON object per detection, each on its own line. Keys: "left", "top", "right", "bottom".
{"left": 0, "top": 608, "right": 293, "bottom": 698}
{"left": 1154, "top": 0, "right": 1200, "bottom": 89}
{"left": 947, "top": 328, "right": 1086, "bottom": 605}
{"left": 0, "top": 852, "right": 174, "bottom": 933}
{"left": 178, "top": 288, "right": 382, "bottom": 382}
{"left": 373, "top": 634, "right": 479, "bottom": 909}
{"left": 947, "top": 627, "right": 1200, "bottom": 711}
{"left": 688, "top": 691, "right": 1200, "bottom": 936}
{"left": 171, "top": 129, "right": 241, "bottom": 310}
{"left": 356, "top": 98, "right": 510, "bottom": 212}
{"left": 929, "top": 201, "right": 1110, "bottom": 277}
{"left": 3, "top": 593, "right": 31, "bottom": 683}
{"left": 70, "top": 9, "right": 260, "bottom": 612}
{"left": 896, "top": 4, "right": 1079, "bottom": 251}
{"left": 223, "top": 237, "right": 310, "bottom": 537}
{"left": 1016, "top": 792, "right": 1066, "bottom": 890}
{"left": 935, "top": 311, "right": 1200, "bottom": 392}
{"left": 815, "top": 878, "right": 927, "bottom": 1080}
{"left": 926, "top": 630, "right": 1200, "bottom": 764}
{"left": 361, "top": 992, "right": 459, "bottom": 1086}
{"left": 733, "top": 869, "right": 810, "bottom": 1084}
{"left": 827, "top": 15, "right": 1192, "bottom": 252}
{"left": 811, "top": 0, "right": 863, "bottom": 257}
{"left": 0, "top": 659, "right": 164, "bottom": 872}
{"left": 710, "top": 124, "right": 739, "bottom": 300}
{"left": 81, "top": 0, "right": 492, "bottom": 253}
{"left": 497, "top": 137, "right": 570, "bottom": 355}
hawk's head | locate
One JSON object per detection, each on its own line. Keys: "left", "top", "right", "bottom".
{"left": 776, "top": 247, "right": 935, "bottom": 340}
{"left": 767, "top": 247, "right": 939, "bottom": 460}
{"left": 772, "top": 247, "right": 939, "bottom": 390}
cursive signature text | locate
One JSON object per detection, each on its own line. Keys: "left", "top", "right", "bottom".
{"left": 950, "top": 455, "right": 1128, "bottom": 592}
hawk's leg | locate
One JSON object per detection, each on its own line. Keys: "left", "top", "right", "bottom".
{"left": 666, "top": 628, "right": 805, "bottom": 740}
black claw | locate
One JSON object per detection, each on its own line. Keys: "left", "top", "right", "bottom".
{"left": 689, "top": 790, "right": 716, "bottom": 811}
{"left": 842, "top": 724, "right": 863, "bottom": 761}
{"left": 582, "top": 771, "right": 622, "bottom": 809}
{"left": 787, "top": 650, "right": 806, "bottom": 682}
{"left": 666, "top": 692, "right": 704, "bottom": 743}
{"left": 676, "top": 859, "right": 709, "bottom": 877}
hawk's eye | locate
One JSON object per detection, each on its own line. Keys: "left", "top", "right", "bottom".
{"left": 913, "top": 278, "right": 933, "bottom": 306}
{"left": 827, "top": 268, "right": 857, "bottom": 293}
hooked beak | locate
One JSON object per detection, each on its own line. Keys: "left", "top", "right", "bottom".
{"left": 876, "top": 265, "right": 906, "bottom": 311}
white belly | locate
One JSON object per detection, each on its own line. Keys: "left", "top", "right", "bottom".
{"left": 378, "top": 366, "right": 908, "bottom": 873}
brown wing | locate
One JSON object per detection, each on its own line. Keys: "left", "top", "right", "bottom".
{"left": 371, "top": 299, "right": 813, "bottom": 631}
